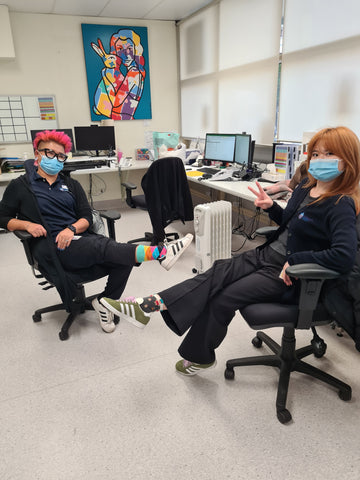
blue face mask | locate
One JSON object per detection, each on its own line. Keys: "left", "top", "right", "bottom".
{"left": 39, "top": 156, "right": 64, "bottom": 175}
{"left": 308, "top": 159, "right": 343, "bottom": 182}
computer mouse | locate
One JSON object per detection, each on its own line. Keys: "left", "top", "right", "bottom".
{"left": 202, "top": 173, "right": 213, "bottom": 179}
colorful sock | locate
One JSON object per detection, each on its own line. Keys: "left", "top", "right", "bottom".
{"left": 135, "top": 245, "right": 167, "bottom": 263}
{"left": 137, "top": 294, "right": 166, "bottom": 313}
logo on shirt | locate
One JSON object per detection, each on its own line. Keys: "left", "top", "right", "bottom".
{"left": 60, "top": 185, "right": 69, "bottom": 192}
{"left": 298, "top": 211, "right": 312, "bottom": 223}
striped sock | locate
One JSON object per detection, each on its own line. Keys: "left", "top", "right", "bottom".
{"left": 135, "top": 245, "right": 167, "bottom": 262}
{"left": 137, "top": 294, "right": 166, "bottom": 313}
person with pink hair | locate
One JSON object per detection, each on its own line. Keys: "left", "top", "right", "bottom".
{"left": 0, "top": 130, "right": 193, "bottom": 333}
{"left": 33, "top": 129, "right": 73, "bottom": 154}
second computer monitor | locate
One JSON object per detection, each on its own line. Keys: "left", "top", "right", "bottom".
{"left": 234, "top": 133, "right": 252, "bottom": 168}
{"left": 204, "top": 133, "right": 236, "bottom": 165}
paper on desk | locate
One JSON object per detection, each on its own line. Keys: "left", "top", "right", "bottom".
{"left": 186, "top": 170, "right": 203, "bottom": 177}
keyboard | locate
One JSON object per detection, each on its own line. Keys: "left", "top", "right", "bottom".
{"left": 197, "top": 166, "right": 220, "bottom": 175}
{"left": 70, "top": 156, "right": 116, "bottom": 161}
{"left": 64, "top": 158, "right": 111, "bottom": 171}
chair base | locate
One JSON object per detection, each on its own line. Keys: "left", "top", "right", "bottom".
{"left": 224, "top": 327, "right": 352, "bottom": 424}
{"left": 33, "top": 294, "right": 119, "bottom": 341}
{"left": 127, "top": 231, "right": 179, "bottom": 245}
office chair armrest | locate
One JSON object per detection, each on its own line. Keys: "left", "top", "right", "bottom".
{"left": 286, "top": 263, "right": 341, "bottom": 329}
{"left": 121, "top": 181, "right": 137, "bottom": 190}
{"left": 13, "top": 230, "right": 35, "bottom": 269}
{"left": 255, "top": 226, "right": 277, "bottom": 238}
{"left": 97, "top": 210, "right": 121, "bottom": 240}
{"left": 99, "top": 210, "right": 121, "bottom": 222}
{"left": 286, "top": 263, "right": 341, "bottom": 280}
{"left": 13, "top": 230, "right": 33, "bottom": 242}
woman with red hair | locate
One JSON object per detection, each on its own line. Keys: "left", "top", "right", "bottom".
{"left": 100, "top": 126, "right": 360, "bottom": 373}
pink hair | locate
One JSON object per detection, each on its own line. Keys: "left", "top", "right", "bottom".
{"left": 33, "top": 130, "right": 72, "bottom": 153}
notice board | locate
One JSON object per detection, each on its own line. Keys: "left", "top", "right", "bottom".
{"left": 0, "top": 95, "right": 58, "bottom": 143}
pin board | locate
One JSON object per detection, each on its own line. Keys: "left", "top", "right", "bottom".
{"left": 0, "top": 95, "right": 58, "bottom": 143}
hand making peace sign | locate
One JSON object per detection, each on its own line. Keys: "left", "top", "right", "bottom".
{"left": 248, "top": 181, "right": 274, "bottom": 210}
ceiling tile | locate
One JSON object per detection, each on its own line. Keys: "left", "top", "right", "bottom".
{"left": 100, "top": 0, "right": 160, "bottom": 20}
{"left": 5, "top": 0, "right": 55, "bottom": 14}
{"left": 5, "top": 0, "right": 214, "bottom": 21}
{"left": 145, "top": 0, "right": 214, "bottom": 21}
{"left": 53, "top": 0, "right": 109, "bottom": 16}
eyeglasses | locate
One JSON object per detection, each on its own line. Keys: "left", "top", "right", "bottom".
{"left": 38, "top": 148, "right": 68, "bottom": 163}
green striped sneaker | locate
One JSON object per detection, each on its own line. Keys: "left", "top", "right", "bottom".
{"left": 175, "top": 359, "right": 217, "bottom": 376}
{"left": 100, "top": 298, "right": 150, "bottom": 329}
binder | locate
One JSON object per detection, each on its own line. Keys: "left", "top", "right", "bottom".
{"left": 274, "top": 143, "right": 301, "bottom": 180}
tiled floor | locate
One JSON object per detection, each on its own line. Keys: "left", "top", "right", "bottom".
{"left": 1, "top": 204, "right": 359, "bottom": 480}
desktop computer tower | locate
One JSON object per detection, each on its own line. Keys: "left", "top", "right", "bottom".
{"left": 193, "top": 201, "right": 232, "bottom": 274}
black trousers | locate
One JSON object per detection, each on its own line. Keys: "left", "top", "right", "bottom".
{"left": 160, "top": 246, "right": 290, "bottom": 364}
{"left": 33, "top": 234, "right": 138, "bottom": 300}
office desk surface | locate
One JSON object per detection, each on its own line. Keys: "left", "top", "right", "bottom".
{"left": 187, "top": 173, "right": 256, "bottom": 202}
{"left": 71, "top": 159, "right": 152, "bottom": 176}
{"left": 0, "top": 159, "right": 152, "bottom": 182}
{"left": 186, "top": 168, "right": 287, "bottom": 207}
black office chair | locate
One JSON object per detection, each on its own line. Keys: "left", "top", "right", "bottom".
{"left": 14, "top": 210, "right": 121, "bottom": 341}
{"left": 121, "top": 156, "right": 194, "bottom": 245}
{"left": 224, "top": 262, "right": 352, "bottom": 424}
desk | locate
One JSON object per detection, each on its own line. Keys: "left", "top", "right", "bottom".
{"left": 0, "top": 171, "right": 24, "bottom": 183}
{"left": 0, "top": 159, "right": 152, "bottom": 180}
{"left": 185, "top": 167, "right": 287, "bottom": 237}
{"left": 186, "top": 167, "right": 286, "bottom": 207}
{"left": 187, "top": 172, "right": 256, "bottom": 202}
{"left": 70, "top": 158, "right": 152, "bottom": 176}
{"left": 70, "top": 159, "right": 152, "bottom": 205}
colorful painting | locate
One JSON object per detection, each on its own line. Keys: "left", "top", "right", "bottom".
{"left": 81, "top": 24, "right": 152, "bottom": 121}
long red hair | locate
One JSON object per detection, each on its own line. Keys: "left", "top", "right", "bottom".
{"left": 304, "top": 126, "right": 360, "bottom": 214}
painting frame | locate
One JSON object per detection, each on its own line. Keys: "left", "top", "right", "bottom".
{"left": 81, "top": 23, "right": 152, "bottom": 121}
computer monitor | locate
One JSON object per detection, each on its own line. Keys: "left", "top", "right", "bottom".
{"left": 252, "top": 143, "right": 274, "bottom": 164}
{"left": 74, "top": 125, "right": 116, "bottom": 156}
{"left": 204, "top": 133, "right": 236, "bottom": 165}
{"left": 234, "top": 133, "right": 252, "bottom": 168}
{"left": 30, "top": 128, "right": 75, "bottom": 153}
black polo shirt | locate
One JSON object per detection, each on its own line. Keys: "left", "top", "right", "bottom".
{"left": 30, "top": 169, "right": 78, "bottom": 238}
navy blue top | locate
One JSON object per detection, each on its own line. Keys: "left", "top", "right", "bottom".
{"left": 264, "top": 180, "right": 357, "bottom": 274}
{"left": 29, "top": 169, "right": 78, "bottom": 238}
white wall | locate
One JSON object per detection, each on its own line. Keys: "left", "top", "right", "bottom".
{"left": 0, "top": 12, "right": 180, "bottom": 159}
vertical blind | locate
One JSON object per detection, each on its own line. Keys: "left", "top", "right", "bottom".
{"left": 179, "top": 0, "right": 360, "bottom": 143}
{"left": 278, "top": 0, "right": 360, "bottom": 140}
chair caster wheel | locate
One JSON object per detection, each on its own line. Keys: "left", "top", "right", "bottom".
{"left": 224, "top": 368, "right": 235, "bottom": 380}
{"left": 252, "top": 336, "right": 262, "bottom": 348}
{"left": 311, "top": 338, "right": 327, "bottom": 358}
{"left": 338, "top": 388, "right": 352, "bottom": 401}
{"left": 277, "top": 409, "right": 292, "bottom": 424}
{"left": 33, "top": 313, "right": 42, "bottom": 323}
{"left": 59, "top": 331, "right": 69, "bottom": 341}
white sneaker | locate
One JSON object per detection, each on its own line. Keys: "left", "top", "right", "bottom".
{"left": 91, "top": 297, "right": 116, "bottom": 333}
{"left": 158, "top": 233, "right": 193, "bottom": 271}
